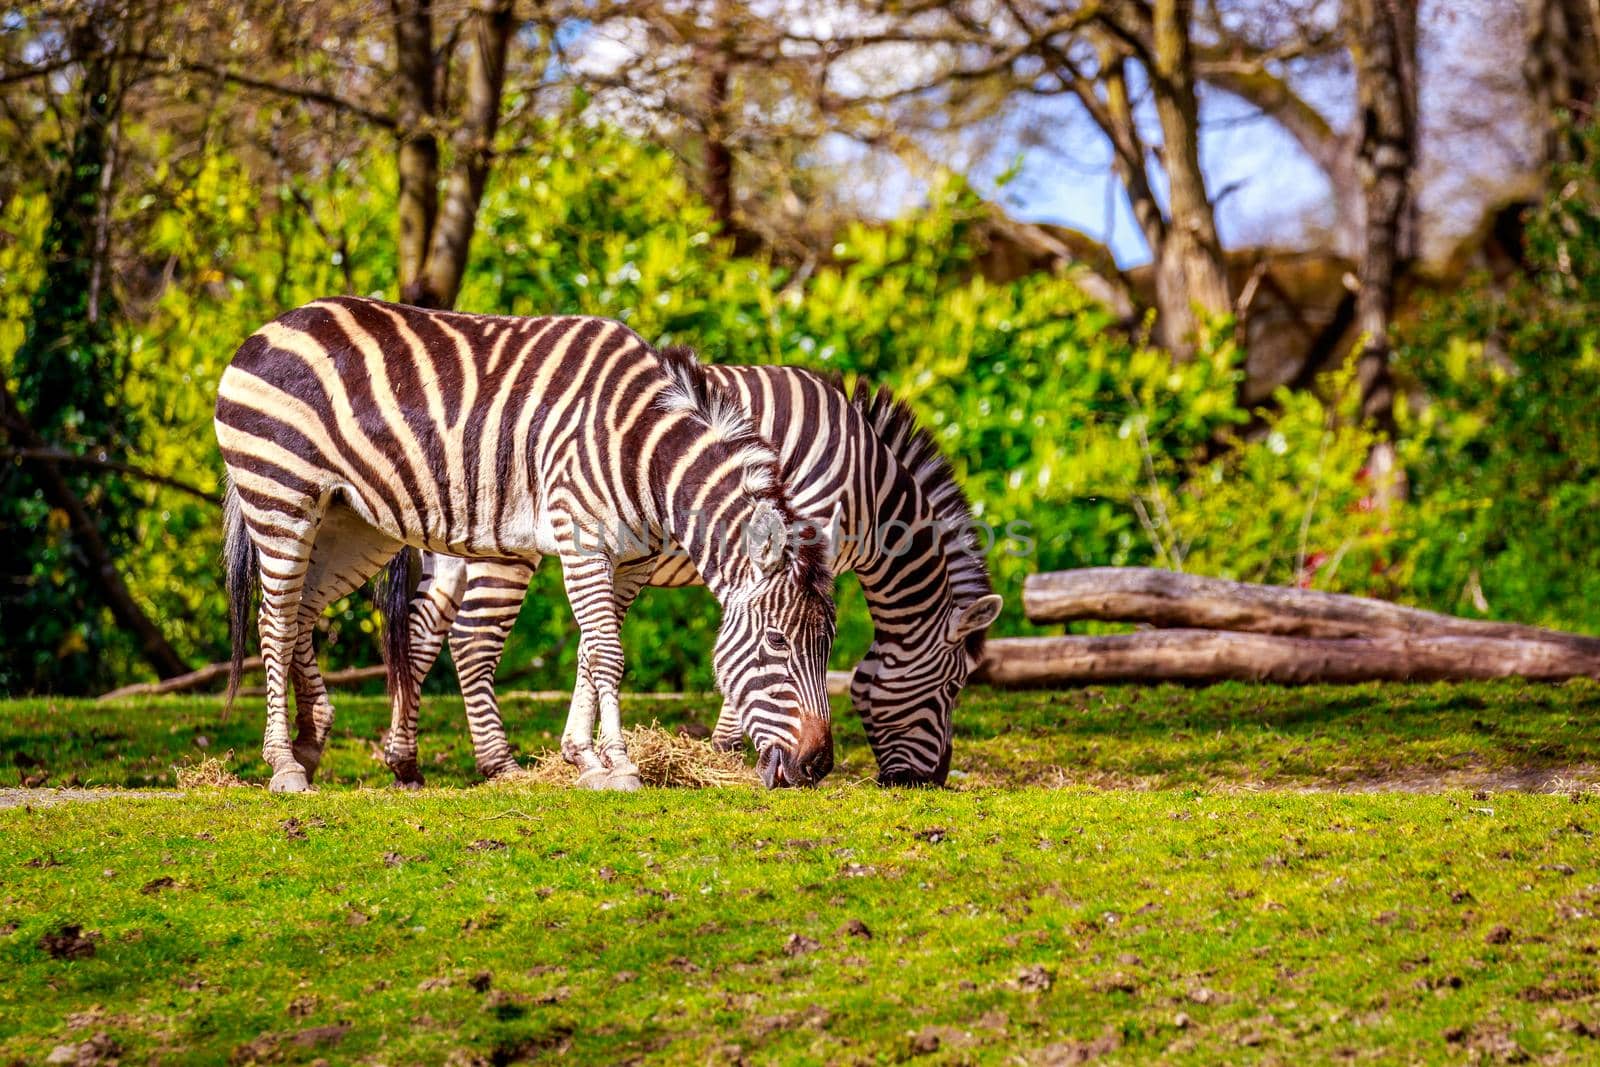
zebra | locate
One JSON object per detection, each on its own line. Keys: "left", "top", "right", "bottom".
{"left": 214, "top": 296, "right": 837, "bottom": 792}
{"left": 384, "top": 364, "right": 1003, "bottom": 788}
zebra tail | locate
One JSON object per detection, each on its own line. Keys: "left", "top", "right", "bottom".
{"left": 379, "top": 549, "right": 415, "bottom": 700}
{"left": 222, "top": 480, "right": 259, "bottom": 712}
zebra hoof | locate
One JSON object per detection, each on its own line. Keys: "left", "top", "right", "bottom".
{"left": 604, "top": 771, "right": 643, "bottom": 792}
{"left": 390, "top": 776, "right": 425, "bottom": 791}
{"left": 269, "top": 767, "right": 311, "bottom": 793}
{"left": 291, "top": 746, "right": 322, "bottom": 783}
{"left": 576, "top": 767, "right": 612, "bottom": 790}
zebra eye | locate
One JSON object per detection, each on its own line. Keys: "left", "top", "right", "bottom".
{"left": 764, "top": 629, "right": 790, "bottom": 653}
{"left": 943, "top": 679, "right": 962, "bottom": 700}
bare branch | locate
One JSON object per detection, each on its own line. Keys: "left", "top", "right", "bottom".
{"left": 0, "top": 447, "right": 220, "bottom": 504}
{"left": 131, "top": 51, "right": 395, "bottom": 129}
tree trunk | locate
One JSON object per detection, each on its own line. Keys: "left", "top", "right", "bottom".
{"left": 976, "top": 631, "right": 1600, "bottom": 686}
{"left": 419, "top": 0, "right": 514, "bottom": 310}
{"left": 394, "top": 0, "right": 514, "bottom": 311}
{"left": 393, "top": 0, "right": 441, "bottom": 306}
{"left": 704, "top": 40, "right": 737, "bottom": 233}
{"left": 1347, "top": 0, "right": 1418, "bottom": 444}
{"left": 1524, "top": 0, "right": 1600, "bottom": 166}
{"left": 1092, "top": 49, "right": 1164, "bottom": 252}
{"left": 1149, "top": 0, "right": 1231, "bottom": 357}
{"left": 1023, "top": 568, "right": 1600, "bottom": 654}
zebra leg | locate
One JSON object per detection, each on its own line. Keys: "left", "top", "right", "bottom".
{"left": 385, "top": 554, "right": 468, "bottom": 788}
{"left": 289, "top": 505, "right": 402, "bottom": 783}
{"left": 595, "top": 565, "right": 650, "bottom": 790}
{"left": 557, "top": 554, "right": 629, "bottom": 790}
{"left": 253, "top": 518, "right": 320, "bottom": 794}
{"left": 447, "top": 559, "right": 536, "bottom": 780}
{"left": 710, "top": 702, "right": 743, "bottom": 752}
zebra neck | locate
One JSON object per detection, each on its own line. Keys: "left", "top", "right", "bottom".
{"left": 851, "top": 463, "right": 959, "bottom": 628}
{"left": 659, "top": 487, "right": 755, "bottom": 598}
{"left": 650, "top": 419, "right": 767, "bottom": 598}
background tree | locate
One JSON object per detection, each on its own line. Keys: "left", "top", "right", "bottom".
{"left": 1523, "top": 0, "right": 1600, "bottom": 166}
{"left": 0, "top": 0, "right": 192, "bottom": 692}
{"left": 1346, "top": 0, "right": 1418, "bottom": 457}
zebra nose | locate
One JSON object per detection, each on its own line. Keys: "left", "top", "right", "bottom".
{"left": 787, "top": 714, "right": 834, "bottom": 786}
{"left": 797, "top": 744, "right": 834, "bottom": 784}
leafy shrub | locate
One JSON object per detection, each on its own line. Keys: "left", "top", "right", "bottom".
{"left": 1393, "top": 123, "right": 1600, "bottom": 632}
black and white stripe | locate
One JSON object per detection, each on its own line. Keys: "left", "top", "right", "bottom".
{"left": 215, "top": 297, "right": 835, "bottom": 792}
{"left": 392, "top": 363, "right": 1001, "bottom": 786}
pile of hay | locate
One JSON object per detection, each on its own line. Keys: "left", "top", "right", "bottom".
{"left": 174, "top": 750, "right": 246, "bottom": 789}
{"left": 518, "top": 723, "right": 757, "bottom": 788}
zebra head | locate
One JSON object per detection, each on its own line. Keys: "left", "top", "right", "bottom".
{"left": 850, "top": 592, "right": 1003, "bottom": 786}
{"left": 714, "top": 501, "right": 837, "bottom": 788}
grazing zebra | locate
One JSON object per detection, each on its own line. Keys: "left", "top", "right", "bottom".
{"left": 214, "top": 297, "right": 837, "bottom": 792}
{"left": 386, "top": 365, "right": 1003, "bottom": 788}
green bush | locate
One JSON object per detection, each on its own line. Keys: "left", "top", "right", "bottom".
{"left": 1393, "top": 124, "right": 1600, "bottom": 632}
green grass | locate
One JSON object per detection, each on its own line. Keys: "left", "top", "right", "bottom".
{"left": 3, "top": 681, "right": 1600, "bottom": 1064}
{"left": 5, "top": 679, "right": 1600, "bottom": 791}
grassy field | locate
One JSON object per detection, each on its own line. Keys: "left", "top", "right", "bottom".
{"left": 3, "top": 681, "right": 1600, "bottom": 1064}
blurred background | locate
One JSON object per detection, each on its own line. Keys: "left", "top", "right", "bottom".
{"left": 2, "top": 0, "right": 1597, "bottom": 698}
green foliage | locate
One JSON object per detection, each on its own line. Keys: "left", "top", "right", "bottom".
{"left": 0, "top": 77, "right": 144, "bottom": 694}
{"left": 10, "top": 110, "right": 1600, "bottom": 694}
{"left": 1394, "top": 122, "right": 1600, "bottom": 632}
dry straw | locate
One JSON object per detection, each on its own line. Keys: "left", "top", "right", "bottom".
{"left": 174, "top": 749, "right": 247, "bottom": 789}
{"left": 516, "top": 723, "right": 758, "bottom": 788}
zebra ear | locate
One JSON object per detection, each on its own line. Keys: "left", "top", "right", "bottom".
{"left": 748, "top": 501, "right": 788, "bottom": 576}
{"left": 948, "top": 594, "right": 1003, "bottom": 642}
{"left": 823, "top": 500, "right": 844, "bottom": 569}
{"left": 795, "top": 501, "right": 843, "bottom": 570}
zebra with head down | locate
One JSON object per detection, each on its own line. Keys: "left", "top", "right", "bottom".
{"left": 214, "top": 297, "right": 836, "bottom": 792}
{"left": 385, "top": 362, "right": 1002, "bottom": 788}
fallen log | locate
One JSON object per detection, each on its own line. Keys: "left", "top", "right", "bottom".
{"left": 1024, "top": 568, "right": 1600, "bottom": 655}
{"left": 975, "top": 631, "right": 1600, "bottom": 687}
{"left": 97, "top": 658, "right": 391, "bottom": 701}
{"left": 98, "top": 658, "right": 265, "bottom": 701}
{"left": 101, "top": 664, "right": 857, "bottom": 702}
{"left": 237, "top": 665, "right": 388, "bottom": 697}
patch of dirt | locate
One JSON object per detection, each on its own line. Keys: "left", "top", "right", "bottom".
{"left": 39, "top": 924, "right": 101, "bottom": 960}
{"left": 45, "top": 1032, "right": 121, "bottom": 1066}
{"left": 958, "top": 758, "right": 1600, "bottom": 795}
{"left": 1035, "top": 1026, "right": 1123, "bottom": 1064}
{"left": 0, "top": 788, "right": 178, "bottom": 810}
{"left": 838, "top": 918, "right": 872, "bottom": 939}
{"left": 230, "top": 1022, "right": 350, "bottom": 1064}
{"left": 487, "top": 1026, "right": 574, "bottom": 1064}
{"left": 1013, "top": 965, "right": 1053, "bottom": 993}
{"left": 783, "top": 933, "right": 821, "bottom": 956}
{"left": 1297, "top": 765, "right": 1600, "bottom": 795}
{"left": 908, "top": 1025, "right": 975, "bottom": 1055}
{"left": 290, "top": 1022, "right": 350, "bottom": 1049}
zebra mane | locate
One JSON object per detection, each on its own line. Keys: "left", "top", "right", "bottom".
{"left": 655, "top": 345, "right": 833, "bottom": 600}
{"left": 850, "top": 377, "right": 995, "bottom": 634}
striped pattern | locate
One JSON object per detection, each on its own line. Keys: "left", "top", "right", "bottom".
{"left": 393, "top": 364, "right": 1003, "bottom": 786}
{"left": 214, "top": 297, "right": 835, "bottom": 793}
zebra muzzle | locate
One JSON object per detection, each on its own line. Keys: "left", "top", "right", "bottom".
{"left": 758, "top": 717, "right": 834, "bottom": 788}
